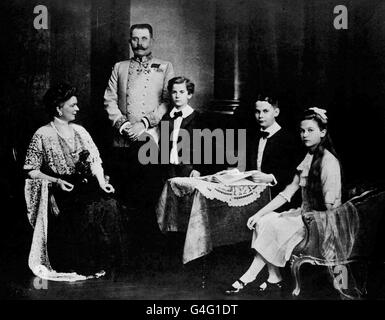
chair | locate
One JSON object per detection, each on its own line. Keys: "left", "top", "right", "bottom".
{"left": 290, "top": 188, "right": 385, "bottom": 298}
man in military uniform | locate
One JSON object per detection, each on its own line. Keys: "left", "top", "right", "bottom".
{"left": 104, "top": 23, "right": 174, "bottom": 147}
{"left": 104, "top": 24, "right": 174, "bottom": 146}
{"left": 104, "top": 24, "right": 174, "bottom": 255}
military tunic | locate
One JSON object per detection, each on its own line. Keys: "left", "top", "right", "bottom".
{"left": 104, "top": 55, "right": 174, "bottom": 147}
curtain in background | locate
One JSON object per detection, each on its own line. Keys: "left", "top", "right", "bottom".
{"left": 1, "top": 0, "right": 385, "bottom": 186}
{"left": 243, "top": 0, "right": 385, "bottom": 184}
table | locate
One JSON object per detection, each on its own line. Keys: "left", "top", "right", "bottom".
{"left": 156, "top": 176, "right": 271, "bottom": 264}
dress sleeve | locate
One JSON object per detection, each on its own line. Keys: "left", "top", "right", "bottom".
{"left": 278, "top": 153, "right": 310, "bottom": 202}
{"left": 278, "top": 174, "right": 300, "bottom": 202}
{"left": 321, "top": 154, "right": 342, "bottom": 206}
{"left": 24, "top": 132, "right": 44, "bottom": 171}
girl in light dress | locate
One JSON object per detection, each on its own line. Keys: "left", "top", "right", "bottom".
{"left": 225, "top": 107, "right": 342, "bottom": 295}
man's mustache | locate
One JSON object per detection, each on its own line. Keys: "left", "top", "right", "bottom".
{"left": 134, "top": 45, "right": 147, "bottom": 50}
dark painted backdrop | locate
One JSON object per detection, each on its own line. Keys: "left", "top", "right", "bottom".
{"left": 1, "top": 0, "right": 385, "bottom": 271}
{"left": 242, "top": 0, "right": 385, "bottom": 187}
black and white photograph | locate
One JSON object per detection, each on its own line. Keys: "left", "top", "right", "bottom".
{"left": 1, "top": 0, "right": 385, "bottom": 309}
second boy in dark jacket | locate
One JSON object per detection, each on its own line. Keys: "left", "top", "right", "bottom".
{"left": 246, "top": 96, "right": 304, "bottom": 199}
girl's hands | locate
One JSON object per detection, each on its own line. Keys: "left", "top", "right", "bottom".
{"left": 247, "top": 214, "right": 261, "bottom": 230}
{"left": 56, "top": 179, "right": 74, "bottom": 192}
{"left": 302, "top": 211, "right": 314, "bottom": 225}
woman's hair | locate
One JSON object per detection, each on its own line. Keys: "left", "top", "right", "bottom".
{"left": 43, "top": 83, "right": 77, "bottom": 118}
{"left": 167, "top": 76, "right": 195, "bottom": 95}
{"left": 302, "top": 108, "right": 340, "bottom": 210}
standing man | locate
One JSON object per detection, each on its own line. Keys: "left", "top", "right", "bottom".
{"left": 104, "top": 23, "right": 174, "bottom": 255}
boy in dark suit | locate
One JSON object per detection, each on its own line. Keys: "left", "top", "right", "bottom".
{"left": 246, "top": 95, "right": 304, "bottom": 200}
{"left": 158, "top": 76, "right": 209, "bottom": 265}
{"left": 160, "top": 76, "right": 207, "bottom": 180}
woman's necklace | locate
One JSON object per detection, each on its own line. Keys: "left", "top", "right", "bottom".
{"left": 51, "top": 120, "right": 77, "bottom": 155}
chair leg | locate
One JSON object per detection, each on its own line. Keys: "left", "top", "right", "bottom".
{"left": 291, "top": 257, "right": 302, "bottom": 297}
{"left": 360, "top": 261, "right": 368, "bottom": 297}
{"left": 201, "top": 256, "right": 207, "bottom": 289}
{"left": 291, "top": 256, "right": 317, "bottom": 297}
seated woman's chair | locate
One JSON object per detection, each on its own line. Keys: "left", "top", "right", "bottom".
{"left": 290, "top": 189, "right": 385, "bottom": 298}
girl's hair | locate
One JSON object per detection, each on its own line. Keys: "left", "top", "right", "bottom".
{"left": 43, "top": 82, "right": 77, "bottom": 119}
{"left": 302, "top": 108, "right": 340, "bottom": 210}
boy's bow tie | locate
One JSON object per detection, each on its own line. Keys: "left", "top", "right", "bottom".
{"left": 172, "top": 111, "right": 183, "bottom": 119}
{"left": 259, "top": 131, "right": 270, "bottom": 139}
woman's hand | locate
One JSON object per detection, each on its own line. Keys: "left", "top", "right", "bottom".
{"left": 56, "top": 179, "right": 74, "bottom": 192}
{"left": 99, "top": 182, "right": 115, "bottom": 194}
{"left": 247, "top": 213, "right": 261, "bottom": 230}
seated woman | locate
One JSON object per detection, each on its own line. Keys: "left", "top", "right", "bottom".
{"left": 225, "top": 107, "right": 342, "bottom": 295}
{"left": 24, "top": 83, "right": 129, "bottom": 280}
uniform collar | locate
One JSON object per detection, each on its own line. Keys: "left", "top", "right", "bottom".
{"left": 132, "top": 53, "right": 153, "bottom": 64}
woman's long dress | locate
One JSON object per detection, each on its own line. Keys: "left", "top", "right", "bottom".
{"left": 251, "top": 150, "right": 342, "bottom": 267}
{"left": 24, "top": 123, "right": 129, "bottom": 275}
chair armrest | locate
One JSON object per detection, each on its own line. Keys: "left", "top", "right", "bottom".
{"left": 293, "top": 211, "right": 322, "bottom": 257}
{"left": 292, "top": 213, "right": 310, "bottom": 254}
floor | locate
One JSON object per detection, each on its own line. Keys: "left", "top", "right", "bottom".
{"left": 2, "top": 240, "right": 383, "bottom": 301}
{"left": 1, "top": 197, "right": 384, "bottom": 301}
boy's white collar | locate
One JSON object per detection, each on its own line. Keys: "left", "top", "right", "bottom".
{"left": 261, "top": 121, "right": 281, "bottom": 137}
{"left": 170, "top": 105, "right": 194, "bottom": 118}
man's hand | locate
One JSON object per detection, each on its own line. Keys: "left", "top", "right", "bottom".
{"left": 125, "top": 122, "right": 145, "bottom": 141}
{"left": 189, "top": 170, "right": 201, "bottom": 178}
{"left": 250, "top": 171, "right": 274, "bottom": 184}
